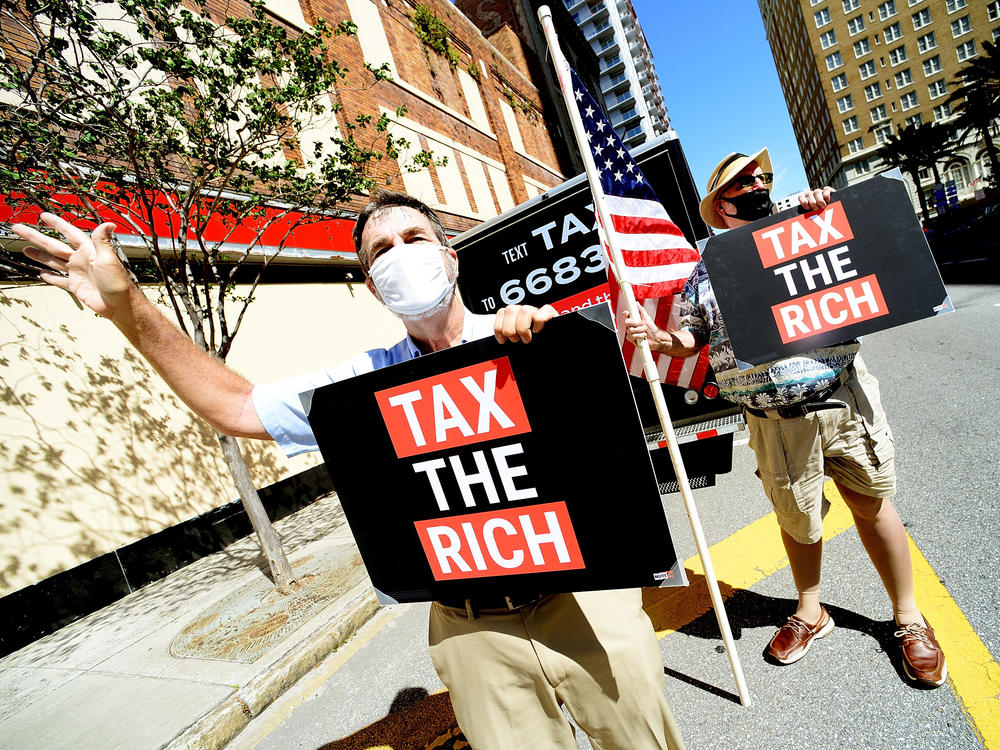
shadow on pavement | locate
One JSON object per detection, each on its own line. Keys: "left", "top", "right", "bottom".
{"left": 648, "top": 580, "right": 918, "bottom": 694}
{"left": 316, "top": 688, "right": 469, "bottom": 750}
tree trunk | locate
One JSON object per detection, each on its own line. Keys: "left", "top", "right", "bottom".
{"left": 909, "top": 169, "right": 931, "bottom": 222}
{"left": 217, "top": 432, "right": 297, "bottom": 589}
{"left": 982, "top": 128, "right": 1000, "bottom": 188}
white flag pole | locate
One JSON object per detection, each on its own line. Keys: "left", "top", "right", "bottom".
{"left": 537, "top": 5, "right": 751, "bottom": 708}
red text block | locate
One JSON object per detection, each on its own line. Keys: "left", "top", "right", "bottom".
{"left": 772, "top": 274, "right": 888, "bottom": 343}
{"left": 375, "top": 357, "right": 530, "bottom": 458}
{"left": 414, "top": 501, "right": 585, "bottom": 581}
{"left": 753, "top": 202, "right": 854, "bottom": 269}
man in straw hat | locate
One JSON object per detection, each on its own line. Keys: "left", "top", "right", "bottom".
{"left": 623, "top": 148, "right": 947, "bottom": 688}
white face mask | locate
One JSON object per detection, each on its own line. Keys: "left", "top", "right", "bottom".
{"left": 368, "top": 243, "right": 456, "bottom": 318}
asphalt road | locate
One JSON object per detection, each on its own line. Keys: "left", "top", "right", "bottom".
{"left": 229, "top": 281, "right": 1000, "bottom": 750}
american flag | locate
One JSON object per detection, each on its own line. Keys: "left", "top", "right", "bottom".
{"left": 569, "top": 66, "right": 709, "bottom": 389}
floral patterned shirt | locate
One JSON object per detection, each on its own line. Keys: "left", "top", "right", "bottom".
{"left": 678, "top": 259, "right": 858, "bottom": 409}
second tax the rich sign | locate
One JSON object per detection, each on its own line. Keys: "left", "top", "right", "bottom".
{"left": 701, "top": 171, "right": 953, "bottom": 369}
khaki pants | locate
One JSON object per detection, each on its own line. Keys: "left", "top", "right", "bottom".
{"left": 746, "top": 354, "right": 896, "bottom": 544}
{"left": 427, "top": 589, "right": 680, "bottom": 750}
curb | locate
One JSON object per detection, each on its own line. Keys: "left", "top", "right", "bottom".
{"left": 164, "top": 581, "right": 380, "bottom": 750}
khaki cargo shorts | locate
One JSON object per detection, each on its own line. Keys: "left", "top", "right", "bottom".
{"left": 745, "top": 355, "right": 896, "bottom": 545}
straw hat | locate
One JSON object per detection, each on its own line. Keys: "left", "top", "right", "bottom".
{"left": 699, "top": 147, "right": 772, "bottom": 230}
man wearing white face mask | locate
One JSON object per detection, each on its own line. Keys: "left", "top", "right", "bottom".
{"left": 12, "top": 190, "right": 685, "bottom": 750}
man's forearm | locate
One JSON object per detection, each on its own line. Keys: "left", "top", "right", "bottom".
{"left": 647, "top": 328, "right": 704, "bottom": 357}
{"left": 111, "top": 286, "right": 269, "bottom": 439}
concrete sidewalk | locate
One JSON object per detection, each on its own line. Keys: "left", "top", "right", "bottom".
{"left": 0, "top": 493, "right": 379, "bottom": 750}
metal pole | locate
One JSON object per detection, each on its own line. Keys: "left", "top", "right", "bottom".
{"left": 537, "top": 4, "right": 751, "bottom": 708}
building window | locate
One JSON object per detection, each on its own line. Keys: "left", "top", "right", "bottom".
{"left": 895, "top": 68, "right": 914, "bottom": 87}
{"left": 889, "top": 45, "right": 908, "bottom": 65}
{"left": 945, "top": 0, "right": 966, "bottom": 12}
{"left": 917, "top": 32, "right": 937, "bottom": 53}
{"left": 923, "top": 55, "right": 942, "bottom": 75}
{"left": 908, "top": 0, "right": 924, "bottom": 6}
{"left": 951, "top": 15, "right": 972, "bottom": 37}
{"left": 860, "top": 60, "right": 877, "bottom": 79}
{"left": 900, "top": 91, "right": 919, "bottom": 110}
{"left": 873, "top": 124, "right": 894, "bottom": 143}
{"left": 854, "top": 37, "right": 871, "bottom": 57}
{"left": 816, "top": 8, "right": 832, "bottom": 27}
{"left": 884, "top": 22, "right": 903, "bottom": 42}
{"left": 848, "top": 136, "right": 865, "bottom": 153}
{"left": 945, "top": 161, "right": 970, "bottom": 190}
{"left": 933, "top": 102, "right": 952, "bottom": 119}
{"left": 837, "top": 94, "right": 855, "bottom": 112}
{"left": 928, "top": 79, "right": 948, "bottom": 99}
{"left": 871, "top": 104, "right": 888, "bottom": 122}
{"left": 821, "top": 30, "right": 838, "bottom": 48}
{"left": 832, "top": 72, "right": 849, "bottom": 91}
{"left": 848, "top": 15, "right": 866, "bottom": 34}
{"left": 989, "top": 1, "right": 1000, "bottom": 22}
{"left": 878, "top": 1, "right": 897, "bottom": 21}
{"left": 854, "top": 159, "right": 872, "bottom": 175}
{"left": 905, "top": 113, "right": 924, "bottom": 127}
{"left": 811, "top": 0, "right": 824, "bottom": 5}
{"left": 827, "top": 51, "right": 844, "bottom": 70}
{"left": 844, "top": 115, "right": 860, "bottom": 133}
{"left": 912, "top": 9, "right": 931, "bottom": 29}
{"left": 865, "top": 82, "right": 883, "bottom": 101}
{"left": 956, "top": 40, "right": 977, "bottom": 61}
{"left": 843, "top": 0, "right": 861, "bottom": 10}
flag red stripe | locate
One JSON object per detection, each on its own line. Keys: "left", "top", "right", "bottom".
{"left": 611, "top": 213, "right": 687, "bottom": 237}
{"left": 620, "top": 248, "right": 699, "bottom": 267}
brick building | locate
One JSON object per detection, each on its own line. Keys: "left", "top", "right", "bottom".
{"left": 300, "top": 0, "right": 574, "bottom": 236}
{"left": 759, "top": 0, "right": 1000, "bottom": 213}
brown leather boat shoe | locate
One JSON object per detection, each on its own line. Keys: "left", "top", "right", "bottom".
{"left": 767, "top": 606, "right": 834, "bottom": 665}
{"left": 895, "top": 617, "right": 947, "bottom": 688}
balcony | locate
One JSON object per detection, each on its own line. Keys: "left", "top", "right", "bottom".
{"left": 610, "top": 107, "right": 641, "bottom": 128}
{"left": 623, "top": 124, "right": 646, "bottom": 145}
{"left": 588, "top": 2, "right": 609, "bottom": 22}
{"left": 586, "top": 18, "right": 615, "bottom": 42}
{"left": 564, "top": 0, "right": 587, "bottom": 11}
{"left": 602, "top": 72, "right": 630, "bottom": 94}
{"left": 601, "top": 54, "right": 625, "bottom": 75}
{"left": 607, "top": 89, "right": 636, "bottom": 112}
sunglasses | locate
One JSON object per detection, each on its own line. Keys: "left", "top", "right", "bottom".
{"left": 726, "top": 172, "right": 774, "bottom": 190}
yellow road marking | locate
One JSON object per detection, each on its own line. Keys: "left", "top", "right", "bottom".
{"left": 643, "top": 484, "right": 856, "bottom": 636}
{"left": 908, "top": 537, "right": 1000, "bottom": 749}
{"left": 650, "top": 481, "right": 1000, "bottom": 748}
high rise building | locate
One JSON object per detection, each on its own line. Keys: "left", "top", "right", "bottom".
{"left": 457, "top": 0, "right": 670, "bottom": 156}
{"left": 760, "top": 0, "right": 999, "bottom": 213}
{"left": 563, "top": 0, "right": 671, "bottom": 147}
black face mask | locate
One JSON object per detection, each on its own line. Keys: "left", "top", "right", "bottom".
{"left": 721, "top": 189, "right": 773, "bottom": 222}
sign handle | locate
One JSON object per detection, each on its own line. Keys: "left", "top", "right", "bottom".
{"left": 538, "top": 4, "right": 751, "bottom": 708}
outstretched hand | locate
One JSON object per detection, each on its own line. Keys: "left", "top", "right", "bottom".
{"left": 11, "top": 213, "right": 132, "bottom": 319}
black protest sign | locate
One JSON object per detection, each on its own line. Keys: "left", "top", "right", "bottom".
{"left": 306, "top": 309, "right": 685, "bottom": 604}
{"left": 702, "top": 172, "right": 953, "bottom": 369}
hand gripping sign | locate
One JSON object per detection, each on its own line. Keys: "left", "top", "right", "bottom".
{"left": 305, "top": 308, "right": 686, "bottom": 604}
{"left": 701, "top": 170, "right": 954, "bottom": 369}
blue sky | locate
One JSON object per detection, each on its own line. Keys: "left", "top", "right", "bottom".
{"left": 629, "top": 1, "right": 811, "bottom": 201}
